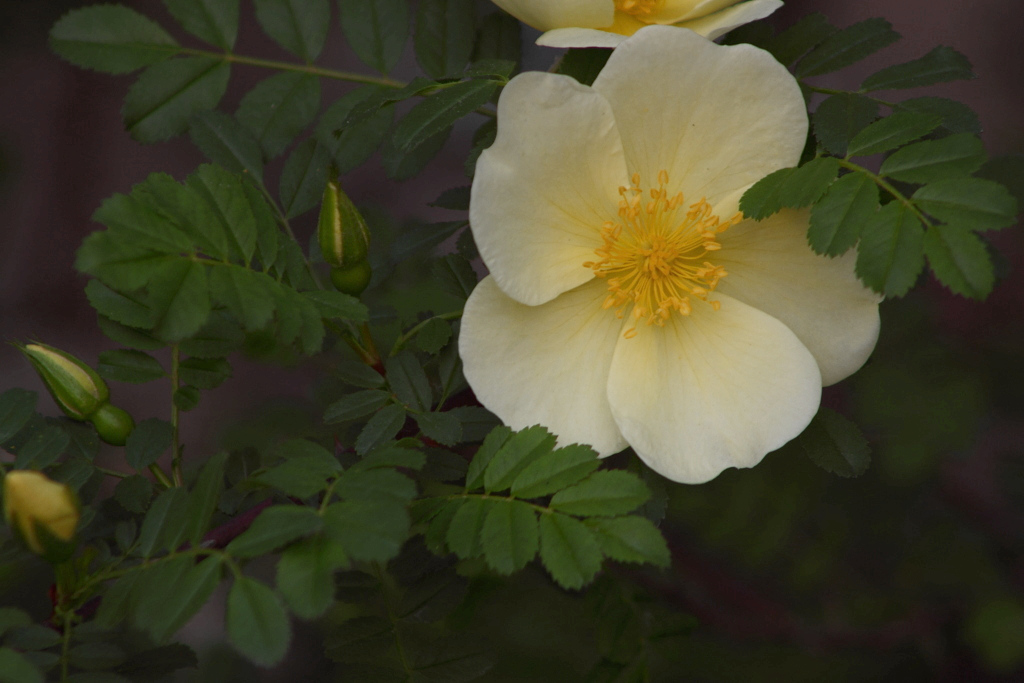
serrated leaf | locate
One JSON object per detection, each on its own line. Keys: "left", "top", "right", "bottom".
{"left": 137, "top": 487, "right": 189, "bottom": 557}
{"left": 414, "top": 411, "right": 462, "bottom": 446}
{"left": 236, "top": 73, "right": 321, "bottom": 159}
{"left": 766, "top": 13, "right": 836, "bottom": 66}
{"left": 334, "top": 360, "right": 385, "bottom": 389}
{"left": 324, "top": 390, "right": 391, "bottom": 423}
{"left": 133, "top": 172, "right": 229, "bottom": 259}
{"left": 881, "top": 133, "right": 987, "bottom": 184}
{"left": 188, "top": 164, "right": 258, "bottom": 265}
{"left": 549, "top": 470, "right": 650, "bottom": 517}
{"left": 125, "top": 418, "right": 174, "bottom": 471}
{"left": 94, "top": 572, "right": 142, "bottom": 629}
{"left": 538, "top": 513, "right": 602, "bottom": 590}
{"left": 315, "top": 87, "right": 394, "bottom": 173}
{"left": 85, "top": 280, "right": 153, "bottom": 329}
{"left": 336, "top": 469, "right": 417, "bottom": 504}
{"left": 484, "top": 426, "right": 556, "bottom": 493}
{"left": 92, "top": 191, "right": 194, "bottom": 255}
{"left": 256, "top": 457, "right": 338, "bottom": 499}
{"left": 847, "top": 112, "right": 942, "bottom": 157}
{"left": 122, "top": 57, "right": 230, "bottom": 143}
{"left": 338, "top": 0, "right": 408, "bottom": 74}
{"left": 253, "top": 0, "right": 330, "bottom": 61}
{"left": 923, "top": 223, "right": 996, "bottom": 299}
{"left": 50, "top": 5, "right": 179, "bottom": 74}
{"left": 585, "top": 516, "right": 670, "bottom": 567}
{"left": 796, "top": 17, "right": 900, "bottom": 78}
{"left": 355, "top": 404, "right": 407, "bottom": 455}
{"left": 146, "top": 259, "right": 211, "bottom": 342}
{"left": 226, "top": 506, "right": 324, "bottom": 557}
{"left": 855, "top": 201, "right": 925, "bottom": 297}
{"left": 279, "top": 139, "right": 331, "bottom": 219}
{"left": 182, "top": 451, "right": 227, "bottom": 545}
{"left": 895, "top": 97, "right": 981, "bottom": 136}
{"left": 164, "top": 0, "right": 238, "bottom": 50}
{"left": 146, "top": 557, "right": 223, "bottom": 642}
{"left": 96, "top": 316, "right": 165, "bottom": 351}
{"left": 386, "top": 352, "right": 432, "bottom": 412}
{"left": 914, "top": 179, "right": 1017, "bottom": 231}
{"left": 393, "top": 80, "right": 498, "bottom": 154}
{"left": 0, "top": 389, "right": 38, "bottom": 445}
{"left": 511, "top": 444, "right": 601, "bottom": 500}
{"left": 797, "top": 408, "right": 871, "bottom": 478}
{"left": 173, "top": 386, "right": 200, "bottom": 411}
{"left": 432, "top": 255, "right": 476, "bottom": 300}
{"left": 208, "top": 266, "right": 277, "bottom": 331}
{"left": 14, "top": 424, "right": 70, "bottom": 470}
{"left": 465, "top": 425, "right": 511, "bottom": 490}
{"left": 179, "top": 310, "right": 245, "bottom": 357}
{"left": 226, "top": 577, "right": 291, "bottom": 667}
{"left": 415, "top": 0, "right": 475, "bottom": 78}
{"left": 446, "top": 497, "right": 493, "bottom": 559}
{"left": 277, "top": 536, "right": 349, "bottom": 619}
{"left": 862, "top": 45, "right": 974, "bottom": 91}
{"left": 480, "top": 499, "right": 538, "bottom": 575}
{"left": 414, "top": 318, "right": 453, "bottom": 355}
{"left": 188, "top": 111, "right": 264, "bottom": 182}
{"left": 114, "top": 475, "right": 154, "bottom": 514}
{"left": 97, "top": 349, "right": 165, "bottom": 384}
{"left": 740, "top": 157, "right": 840, "bottom": 220}
{"left": 323, "top": 499, "right": 408, "bottom": 562}
{"left": 381, "top": 126, "right": 451, "bottom": 181}
{"left": 302, "top": 290, "right": 369, "bottom": 322}
{"left": 808, "top": 172, "right": 878, "bottom": 256}
{"left": 813, "top": 93, "right": 879, "bottom": 157}
{"left": 179, "top": 357, "right": 231, "bottom": 389}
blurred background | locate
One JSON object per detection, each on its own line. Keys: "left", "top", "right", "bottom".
{"left": 1, "top": 0, "right": 1023, "bottom": 680}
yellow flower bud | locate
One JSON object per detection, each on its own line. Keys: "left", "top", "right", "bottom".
{"left": 3, "top": 470, "right": 80, "bottom": 562}
{"left": 20, "top": 343, "right": 109, "bottom": 420}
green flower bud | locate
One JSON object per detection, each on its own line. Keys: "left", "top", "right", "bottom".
{"left": 89, "top": 404, "right": 135, "bottom": 447}
{"left": 3, "top": 470, "right": 80, "bottom": 562}
{"left": 20, "top": 343, "right": 109, "bottom": 420}
{"left": 317, "top": 174, "right": 370, "bottom": 269}
{"left": 330, "top": 261, "right": 373, "bottom": 296}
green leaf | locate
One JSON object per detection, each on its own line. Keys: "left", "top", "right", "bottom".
{"left": 336, "top": 469, "right": 417, "bottom": 503}
{"left": 0, "top": 609, "right": 31, "bottom": 640}
{"left": 511, "top": 444, "right": 601, "bottom": 500}
{"left": 188, "top": 164, "right": 259, "bottom": 264}
{"left": 812, "top": 93, "right": 879, "bottom": 157}
{"left": 880, "top": 133, "right": 987, "bottom": 184}
{"left": 164, "top": 0, "right": 239, "bottom": 50}
{"left": 482, "top": 426, "right": 556, "bottom": 493}
{"left": 179, "top": 357, "right": 231, "bottom": 389}
{"left": 94, "top": 571, "right": 142, "bottom": 629}
{"left": 226, "top": 577, "right": 291, "bottom": 667}
{"left": 237, "top": 73, "right": 321, "bottom": 159}
{"left": 338, "top": 0, "right": 408, "bottom": 74}
{"left": 549, "top": 470, "right": 650, "bottom": 517}
{"left": 302, "top": 290, "right": 369, "bottom": 322}
{"left": 97, "top": 349, "right": 166, "bottom": 384}
{"left": 315, "top": 87, "right": 394, "bottom": 173}
{"left": 355, "top": 404, "right": 407, "bottom": 455}
{"left": 914, "top": 179, "right": 1018, "bottom": 231}
{"left": 85, "top": 280, "right": 153, "bottom": 329}
{"left": 92, "top": 191, "right": 194, "bottom": 255}
{"left": 324, "top": 390, "right": 391, "bottom": 423}
{"left": 862, "top": 46, "right": 974, "bottom": 91}
{"left": 96, "top": 316, "right": 165, "bottom": 352}
{"left": 432, "top": 255, "right": 477, "bottom": 300}
{"left": 393, "top": 80, "right": 499, "bottom": 154}
{"left": 797, "top": 408, "right": 871, "bottom": 478}
{"left": 414, "top": 412, "right": 462, "bottom": 446}
{"left": 465, "top": 425, "right": 511, "bottom": 490}
{"left": 586, "top": 516, "right": 670, "bottom": 567}
{"left": 182, "top": 451, "right": 228, "bottom": 546}
{"left": 481, "top": 499, "right": 538, "bottom": 574}
{"left": 538, "top": 513, "right": 602, "bottom": 590}
{"left": 14, "top": 424, "right": 70, "bottom": 470}
{"left": 446, "top": 497, "right": 493, "bottom": 559}
{"left": 796, "top": 17, "right": 900, "bottom": 78}
{"left": 277, "top": 536, "right": 349, "bottom": 619}
{"left": 765, "top": 13, "right": 836, "bottom": 66}
{"left": 808, "top": 172, "right": 878, "bottom": 256}
{"left": 132, "top": 172, "right": 229, "bottom": 259}
{"left": 256, "top": 456, "right": 338, "bottom": 499}
{"left": 554, "top": 48, "right": 612, "bottom": 87}
{"left": 847, "top": 112, "right": 942, "bottom": 157}
{"left": 923, "top": 223, "right": 996, "bottom": 299}
{"left": 122, "top": 57, "right": 230, "bottom": 142}
{"left": 174, "top": 386, "right": 200, "bottom": 411}
{"left": 208, "top": 267, "right": 277, "bottom": 331}
{"left": 279, "top": 139, "right": 331, "bottom": 219}
{"left": 414, "top": 318, "right": 453, "bottom": 354}
{"left": 146, "top": 557, "right": 223, "bottom": 642}
{"left": 227, "top": 506, "right": 324, "bottom": 558}
{"left": 739, "top": 157, "right": 841, "bottom": 220}
{"left": 323, "top": 499, "right": 408, "bottom": 562}
{"left": 415, "top": 0, "right": 475, "bottom": 78}
{"left": 386, "top": 352, "right": 433, "bottom": 412}
{"left": 474, "top": 12, "right": 521, "bottom": 67}
{"left": 0, "top": 389, "right": 38, "bottom": 445}
{"left": 147, "top": 260, "right": 212, "bottom": 343}
{"left": 0, "top": 648, "right": 44, "bottom": 683}
{"left": 124, "top": 418, "right": 173, "bottom": 470}
{"left": 253, "top": 0, "right": 330, "bottom": 61}
{"left": 188, "top": 111, "right": 264, "bottom": 182}
{"left": 381, "top": 126, "right": 452, "bottom": 181}
{"left": 114, "top": 475, "right": 154, "bottom": 514}
{"left": 855, "top": 201, "right": 925, "bottom": 297}
{"left": 137, "top": 487, "right": 189, "bottom": 557}
{"left": 465, "top": 119, "right": 496, "bottom": 178}
{"left": 50, "top": 5, "right": 179, "bottom": 74}
{"left": 896, "top": 97, "right": 980, "bottom": 136}
{"left": 179, "top": 311, "right": 245, "bottom": 358}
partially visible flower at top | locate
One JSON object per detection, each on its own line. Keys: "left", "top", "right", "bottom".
{"left": 3, "top": 470, "right": 80, "bottom": 562}
{"left": 490, "top": 0, "right": 783, "bottom": 48}
{"left": 459, "top": 27, "right": 881, "bottom": 484}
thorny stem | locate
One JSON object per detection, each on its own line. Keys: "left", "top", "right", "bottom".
{"left": 170, "top": 344, "right": 183, "bottom": 487}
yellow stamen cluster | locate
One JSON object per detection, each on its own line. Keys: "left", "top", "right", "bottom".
{"left": 614, "top": 0, "right": 663, "bottom": 19}
{"left": 583, "top": 170, "right": 741, "bottom": 338}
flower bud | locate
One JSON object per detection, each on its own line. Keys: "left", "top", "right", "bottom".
{"left": 3, "top": 470, "right": 80, "bottom": 562}
{"left": 318, "top": 174, "right": 370, "bottom": 270}
{"left": 330, "top": 262, "right": 373, "bottom": 296}
{"left": 20, "top": 343, "right": 109, "bottom": 420}
{"left": 89, "top": 404, "right": 135, "bottom": 447}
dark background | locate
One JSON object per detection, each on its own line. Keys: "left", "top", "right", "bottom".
{"left": 1, "top": 1, "right": 1023, "bottom": 680}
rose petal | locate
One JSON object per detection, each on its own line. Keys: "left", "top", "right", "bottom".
{"left": 490, "top": 0, "right": 614, "bottom": 32}
{"left": 681, "top": 0, "right": 784, "bottom": 40}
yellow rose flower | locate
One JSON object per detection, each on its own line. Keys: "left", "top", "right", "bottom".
{"left": 459, "top": 27, "right": 881, "bottom": 484}
{"left": 490, "top": 0, "right": 783, "bottom": 48}
{"left": 3, "top": 470, "right": 80, "bottom": 560}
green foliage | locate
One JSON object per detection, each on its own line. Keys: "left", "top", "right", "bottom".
{"left": 415, "top": 0, "right": 475, "bottom": 78}
{"left": 253, "top": 0, "right": 330, "bottom": 62}
{"left": 338, "top": 0, "right": 409, "bottom": 74}
{"left": 122, "top": 57, "right": 231, "bottom": 143}
{"left": 163, "top": 0, "right": 239, "bottom": 50}
{"left": 49, "top": 6, "right": 179, "bottom": 74}
{"left": 227, "top": 577, "right": 292, "bottom": 667}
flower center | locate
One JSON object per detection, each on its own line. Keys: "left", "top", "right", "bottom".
{"left": 583, "top": 171, "right": 741, "bottom": 338}
{"left": 614, "top": 0, "right": 663, "bottom": 19}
